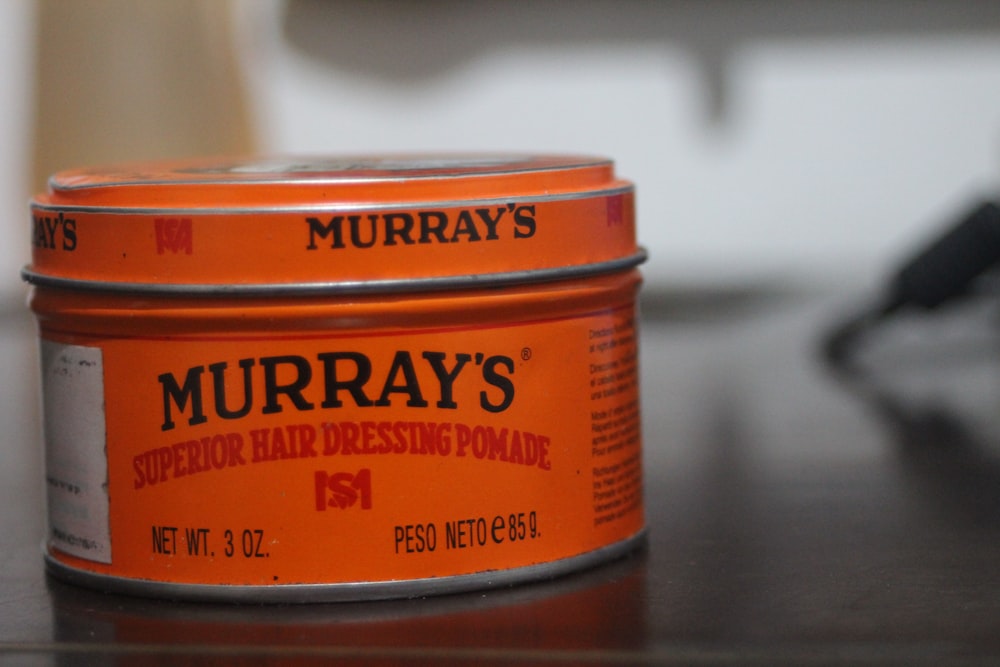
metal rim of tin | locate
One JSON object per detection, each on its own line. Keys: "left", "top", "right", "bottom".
{"left": 35, "top": 155, "right": 626, "bottom": 211}
{"left": 21, "top": 250, "right": 647, "bottom": 296}
{"left": 44, "top": 530, "right": 646, "bottom": 603}
{"left": 46, "top": 154, "right": 615, "bottom": 192}
{"left": 28, "top": 184, "right": 631, "bottom": 215}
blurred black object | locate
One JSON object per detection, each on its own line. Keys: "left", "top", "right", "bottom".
{"left": 823, "top": 201, "right": 1000, "bottom": 368}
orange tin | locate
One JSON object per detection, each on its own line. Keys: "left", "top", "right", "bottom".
{"left": 24, "top": 155, "right": 646, "bottom": 601}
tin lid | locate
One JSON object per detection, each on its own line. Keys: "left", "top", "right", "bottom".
{"left": 25, "top": 155, "right": 642, "bottom": 295}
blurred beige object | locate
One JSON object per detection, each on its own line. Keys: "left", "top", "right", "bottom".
{"left": 31, "top": 0, "right": 255, "bottom": 192}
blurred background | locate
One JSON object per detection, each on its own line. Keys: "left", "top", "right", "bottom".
{"left": 4, "top": 0, "right": 1000, "bottom": 303}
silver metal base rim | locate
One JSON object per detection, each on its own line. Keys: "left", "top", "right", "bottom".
{"left": 44, "top": 529, "right": 646, "bottom": 604}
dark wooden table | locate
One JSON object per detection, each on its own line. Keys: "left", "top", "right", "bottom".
{"left": 2, "top": 289, "right": 999, "bottom": 665}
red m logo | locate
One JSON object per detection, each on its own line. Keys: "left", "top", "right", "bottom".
{"left": 315, "top": 469, "right": 373, "bottom": 511}
{"left": 154, "top": 218, "right": 193, "bottom": 255}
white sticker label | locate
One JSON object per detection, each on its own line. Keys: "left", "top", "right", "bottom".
{"left": 41, "top": 341, "right": 111, "bottom": 563}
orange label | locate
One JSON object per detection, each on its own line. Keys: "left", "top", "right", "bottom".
{"left": 41, "top": 303, "right": 644, "bottom": 587}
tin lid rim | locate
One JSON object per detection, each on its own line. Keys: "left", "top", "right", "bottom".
{"left": 22, "top": 250, "right": 647, "bottom": 297}
{"left": 47, "top": 154, "right": 614, "bottom": 192}
{"left": 30, "top": 184, "right": 634, "bottom": 216}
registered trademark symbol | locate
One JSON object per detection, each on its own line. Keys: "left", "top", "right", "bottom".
{"left": 521, "top": 347, "right": 532, "bottom": 361}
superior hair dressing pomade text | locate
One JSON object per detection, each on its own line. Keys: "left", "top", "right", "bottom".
{"left": 23, "top": 155, "right": 646, "bottom": 602}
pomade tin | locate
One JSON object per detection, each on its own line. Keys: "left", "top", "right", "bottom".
{"left": 23, "top": 154, "right": 646, "bottom": 602}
